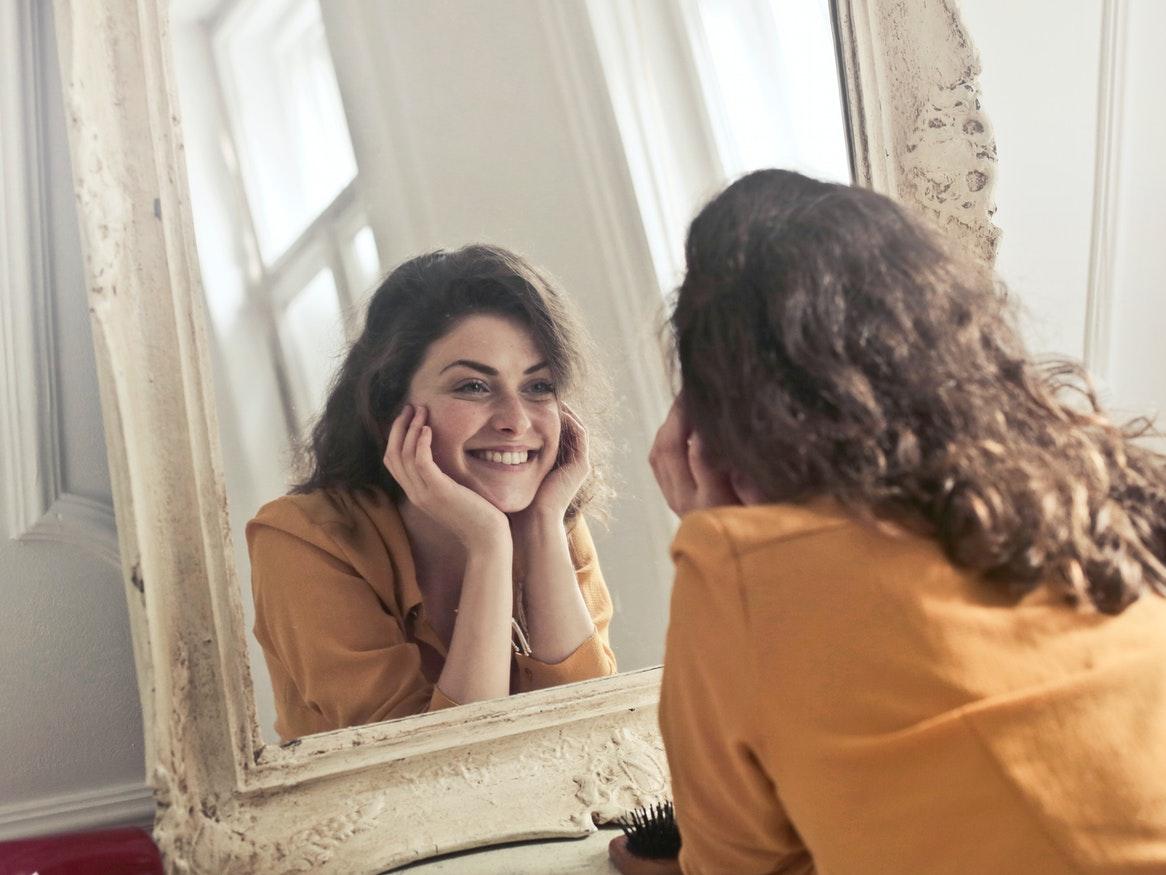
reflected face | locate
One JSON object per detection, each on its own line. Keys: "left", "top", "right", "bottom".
{"left": 406, "top": 314, "right": 561, "bottom": 513}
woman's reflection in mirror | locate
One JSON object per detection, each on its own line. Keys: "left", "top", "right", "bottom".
{"left": 247, "top": 245, "right": 616, "bottom": 742}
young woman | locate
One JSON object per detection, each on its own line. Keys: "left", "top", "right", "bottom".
{"left": 247, "top": 245, "right": 617, "bottom": 742}
{"left": 650, "top": 170, "right": 1166, "bottom": 873}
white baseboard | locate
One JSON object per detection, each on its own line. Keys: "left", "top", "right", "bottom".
{"left": 0, "top": 782, "right": 154, "bottom": 842}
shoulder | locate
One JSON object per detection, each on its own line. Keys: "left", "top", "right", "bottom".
{"left": 249, "top": 490, "right": 348, "bottom": 534}
{"left": 246, "top": 489, "right": 395, "bottom": 556}
{"left": 673, "top": 499, "right": 855, "bottom": 563}
{"left": 669, "top": 500, "right": 865, "bottom": 614}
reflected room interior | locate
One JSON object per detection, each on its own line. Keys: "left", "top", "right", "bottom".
{"left": 168, "top": 0, "right": 851, "bottom": 742}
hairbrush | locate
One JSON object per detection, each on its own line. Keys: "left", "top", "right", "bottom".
{"left": 608, "top": 800, "right": 682, "bottom": 875}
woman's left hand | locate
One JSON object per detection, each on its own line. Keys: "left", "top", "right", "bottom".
{"left": 520, "top": 403, "right": 590, "bottom": 522}
{"left": 649, "top": 397, "right": 742, "bottom": 516}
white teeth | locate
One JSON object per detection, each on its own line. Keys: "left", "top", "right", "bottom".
{"left": 478, "top": 450, "right": 529, "bottom": 465}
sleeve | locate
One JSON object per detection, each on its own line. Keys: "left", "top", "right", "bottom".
{"left": 514, "top": 515, "right": 618, "bottom": 691}
{"left": 247, "top": 517, "right": 452, "bottom": 738}
{"left": 659, "top": 513, "right": 815, "bottom": 875}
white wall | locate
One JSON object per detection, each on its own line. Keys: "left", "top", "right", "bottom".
{"left": 1103, "top": 1, "right": 1166, "bottom": 426}
{"left": 961, "top": 0, "right": 1166, "bottom": 435}
{"left": 2, "top": 0, "right": 1163, "bottom": 841}
{"left": 0, "top": 0, "right": 150, "bottom": 840}
{"left": 961, "top": 0, "right": 1105, "bottom": 359}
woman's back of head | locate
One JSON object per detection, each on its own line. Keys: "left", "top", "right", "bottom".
{"left": 674, "top": 168, "right": 1166, "bottom": 614}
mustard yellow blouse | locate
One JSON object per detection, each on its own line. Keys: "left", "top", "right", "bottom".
{"left": 659, "top": 501, "right": 1166, "bottom": 874}
{"left": 247, "top": 488, "right": 616, "bottom": 741}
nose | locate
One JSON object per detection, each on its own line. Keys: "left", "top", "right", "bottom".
{"left": 490, "top": 392, "right": 532, "bottom": 435}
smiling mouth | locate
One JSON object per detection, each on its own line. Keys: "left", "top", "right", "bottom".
{"left": 468, "top": 449, "right": 538, "bottom": 467}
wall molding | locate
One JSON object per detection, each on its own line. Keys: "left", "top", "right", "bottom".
{"left": 538, "top": 0, "right": 678, "bottom": 562}
{"left": 21, "top": 493, "right": 121, "bottom": 568}
{"left": 1, "top": 0, "right": 119, "bottom": 568}
{"left": 539, "top": 1, "right": 674, "bottom": 430}
{"left": 583, "top": 0, "right": 717, "bottom": 296}
{"left": 1083, "top": 0, "right": 1128, "bottom": 381}
{"left": 0, "top": 781, "right": 154, "bottom": 842}
{"left": 0, "top": 0, "right": 59, "bottom": 540}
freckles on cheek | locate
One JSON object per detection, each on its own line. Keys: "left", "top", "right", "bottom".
{"left": 426, "top": 436, "right": 467, "bottom": 482}
{"left": 423, "top": 401, "right": 472, "bottom": 463}
{"left": 545, "top": 415, "right": 563, "bottom": 464}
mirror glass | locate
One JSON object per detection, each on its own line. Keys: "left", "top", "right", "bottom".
{"left": 170, "top": 0, "right": 851, "bottom": 743}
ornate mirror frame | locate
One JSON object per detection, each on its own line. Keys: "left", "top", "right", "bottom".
{"left": 51, "top": 0, "right": 998, "bottom": 870}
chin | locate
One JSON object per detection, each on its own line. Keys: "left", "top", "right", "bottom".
{"left": 457, "top": 468, "right": 546, "bottom": 516}
{"left": 481, "top": 491, "right": 537, "bottom": 515}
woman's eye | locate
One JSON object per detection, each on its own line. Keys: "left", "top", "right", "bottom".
{"left": 527, "top": 380, "right": 557, "bottom": 396}
{"left": 455, "top": 380, "right": 489, "bottom": 395}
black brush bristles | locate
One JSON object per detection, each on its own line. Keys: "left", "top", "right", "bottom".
{"left": 617, "top": 800, "right": 681, "bottom": 859}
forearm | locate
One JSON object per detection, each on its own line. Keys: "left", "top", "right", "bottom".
{"left": 515, "top": 513, "right": 595, "bottom": 663}
{"left": 437, "top": 541, "right": 514, "bottom": 704}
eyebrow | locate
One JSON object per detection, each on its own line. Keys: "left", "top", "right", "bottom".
{"left": 439, "top": 359, "right": 550, "bottom": 376}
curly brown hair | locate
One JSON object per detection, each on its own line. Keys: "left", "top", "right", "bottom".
{"left": 293, "top": 244, "right": 611, "bottom": 520}
{"left": 673, "top": 169, "right": 1166, "bottom": 614}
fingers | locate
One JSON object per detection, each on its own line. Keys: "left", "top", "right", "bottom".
{"left": 669, "top": 444, "right": 699, "bottom": 513}
{"left": 557, "top": 403, "right": 589, "bottom": 467}
{"left": 383, "top": 404, "right": 413, "bottom": 482}
{"left": 687, "top": 433, "right": 717, "bottom": 489}
{"left": 650, "top": 400, "right": 697, "bottom": 515}
{"left": 650, "top": 398, "right": 743, "bottom": 514}
{"left": 730, "top": 470, "right": 767, "bottom": 506}
{"left": 385, "top": 404, "right": 431, "bottom": 499}
{"left": 413, "top": 421, "right": 444, "bottom": 487}
{"left": 408, "top": 407, "right": 451, "bottom": 498}
{"left": 689, "top": 433, "right": 739, "bottom": 508}
{"left": 401, "top": 404, "right": 424, "bottom": 473}
{"left": 650, "top": 399, "right": 688, "bottom": 460}
{"left": 382, "top": 405, "right": 507, "bottom": 542}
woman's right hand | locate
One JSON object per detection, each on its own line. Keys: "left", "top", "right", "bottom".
{"left": 383, "top": 405, "right": 509, "bottom": 548}
{"left": 649, "top": 397, "right": 745, "bottom": 516}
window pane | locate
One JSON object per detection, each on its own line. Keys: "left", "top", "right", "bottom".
{"left": 213, "top": 0, "right": 358, "bottom": 263}
{"left": 278, "top": 268, "right": 346, "bottom": 425}
{"left": 350, "top": 225, "right": 382, "bottom": 292}
{"left": 692, "top": 0, "right": 850, "bottom": 183}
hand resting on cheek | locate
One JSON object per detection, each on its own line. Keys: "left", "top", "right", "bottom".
{"left": 383, "top": 403, "right": 510, "bottom": 549}
{"left": 649, "top": 397, "right": 757, "bottom": 516}
{"left": 511, "top": 402, "right": 590, "bottom": 526}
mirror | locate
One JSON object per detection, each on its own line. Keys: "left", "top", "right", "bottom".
{"left": 55, "top": 0, "right": 998, "bottom": 866}
{"left": 168, "top": 0, "right": 852, "bottom": 743}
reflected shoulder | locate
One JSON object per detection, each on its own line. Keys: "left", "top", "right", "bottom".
{"left": 247, "top": 488, "right": 390, "bottom": 541}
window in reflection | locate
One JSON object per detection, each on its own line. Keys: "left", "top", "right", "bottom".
{"left": 277, "top": 266, "right": 346, "bottom": 420}
{"left": 197, "top": 0, "right": 383, "bottom": 437}
{"left": 685, "top": 0, "right": 851, "bottom": 184}
{"left": 212, "top": 0, "right": 358, "bottom": 262}
{"left": 587, "top": 0, "right": 851, "bottom": 296}
{"left": 347, "top": 225, "right": 382, "bottom": 298}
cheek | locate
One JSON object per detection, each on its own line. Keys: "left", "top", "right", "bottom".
{"left": 423, "top": 401, "right": 476, "bottom": 467}
{"left": 541, "top": 410, "right": 563, "bottom": 463}
{"left": 426, "top": 430, "right": 460, "bottom": 471}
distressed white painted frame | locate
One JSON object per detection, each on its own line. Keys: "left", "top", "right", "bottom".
{"left": 50, "top": 0, "right": 998, "bottom": 871}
